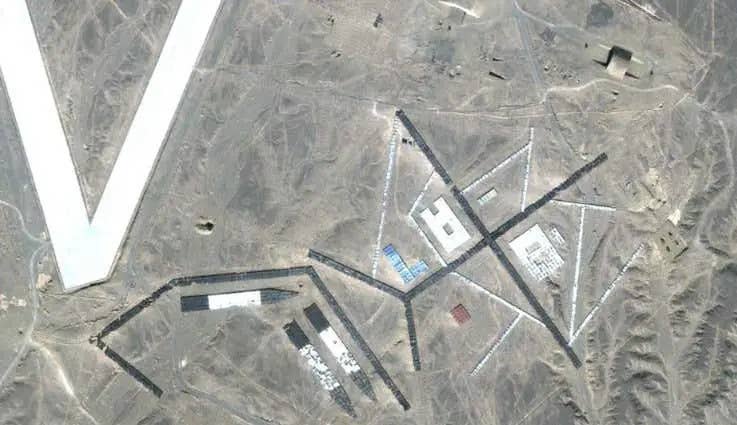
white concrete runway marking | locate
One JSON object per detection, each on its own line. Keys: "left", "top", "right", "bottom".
{"left": 570, "top": 244, "right": 644, "bottom": 343}
{"left": 550, "top": 198, "right": 617, "bottom": 338}
{"left": 0, "top": 0, "right": 222, "bottom": 291}
{"left": 568, "top": 206, "right": 585, "bottom": 340}
{"left": 461, "top": 140, "right": 531, "bottom": 195}
{"left": 409, "top": 215, "right": 447, "bottom": 267}
{"left": 452, "top": 272, "right": 543, "bottom": 327}
{"left": 372, "top": 118, "right": 399, "bottom": 277}
{"left": 551, "top": 199, "right": 617, "bottom": 212}
{"left": 408, "top": 171, "right": 434, "bottom": 217}
{"left": 520, "top": 127, "right": 534, "bottom": 211}
{"left": 438, "top": 1, "right": 480, "bottom": 18}
{"left": 470, "top": 313, "right": 522, "bottom": 376}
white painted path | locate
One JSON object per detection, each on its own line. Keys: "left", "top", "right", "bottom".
{"left": 470, "top": 314, "right": 522, "bottom": 376}
{"left": 0, "top": 0, "right": 222, "bottom": 291}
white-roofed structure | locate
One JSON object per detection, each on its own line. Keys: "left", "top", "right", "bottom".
{"left": 509, "top": 224, "right": 564, "bottom": 281}
{"left": 419, "top": 197, "right": 471, "bottom": 253}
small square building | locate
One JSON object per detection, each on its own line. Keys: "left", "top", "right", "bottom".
{"left": 509, "top": 224, "right": 564, "bottom": 281}
{"left": 450, "top": 303, "right": 471, "bottom": 325}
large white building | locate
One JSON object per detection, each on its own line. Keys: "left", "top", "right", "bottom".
{"left": 420, "top": 197, "right": 471, "bottom": 253}
{"left": 509, "top": 224, "right": 564, "bottom": 281}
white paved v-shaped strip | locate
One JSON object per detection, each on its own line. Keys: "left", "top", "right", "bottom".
{"left": 0, "top": 0, "right": 222, "bottom": 291}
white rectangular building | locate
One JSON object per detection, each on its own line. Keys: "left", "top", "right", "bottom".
{"left": 509, "top": 224, "right": 564, "bottom": 281}
{"left": 420, "top": 197, "right": 471, "bottom": 253}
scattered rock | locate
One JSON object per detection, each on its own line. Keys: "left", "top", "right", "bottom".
{"left": 36, "top": 273, "right": 53, "bottom": 292}
{"left": 540, "top": 28, "right": 556, "bottom": 44}
{"left": 373, "top": 13, "right": 383, "bottom": 28}
{"left": 488, "top": 70, "right": 506, "bottom": 80}
{"left": 0, "top": 294, "right": 27, "bottom": 312}
{"left": 195, "top": 217, "right": 215, "bottom": 235}
{"left": 448, "top": 65, "right": 462, "bottom": 78}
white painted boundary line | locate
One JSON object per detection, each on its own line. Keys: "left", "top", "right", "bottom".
{"left": 407, "top": 170, "right": 446, "bottom": 266}
{"left": 438, "top": 1, "right": 480, "bottom": 18}
{"left": 520, "top": 127, "right": 534, "bottom": 211}
{"left": 551, "top": 199, "right": 616, "bottom": 212}
{"left": 570, "top": 244, "right": 644, "bottom": 343}
{"left": 408, "top": 171, "right": 435, "bottom": 216}
{"left": 568, "top": 206, "right": 585, "bottom": 340}
{"left": 371, "top": 119, "right": 399, "bottom": 277}
{"left": 452, "top": 272, "right": 543, "bottom": 327}
{"left": 0, "top": 0, "right": 223, "bottom": 291}
{"left": 470, "top": 313, "right": 522, "bottom": 375}
{"left": 409, "top": 215, "right": 447, "bottom": 267}
{"left": 461, "top": 141, "right": 531, "bottom": 195}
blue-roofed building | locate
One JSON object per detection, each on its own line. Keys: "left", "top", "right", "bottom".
{"left": 409, "top": 260, "right": 429, "bottom": 278}
{"left": 384, "top": 245, "right": 429, "bottom": 284}
{"left": 383, "top": 244, "right": 414, "bottom": 283}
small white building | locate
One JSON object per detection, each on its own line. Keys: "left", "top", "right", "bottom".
{"left": 509, "top": 224, "right": 564, "bottom": 281}
{"left": 420, "top": 197, "right": 471, "bottom": 253}
{"left": 477, "top": 187, "right": 498, "bottom": 206}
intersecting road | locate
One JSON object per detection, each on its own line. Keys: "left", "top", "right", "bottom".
{"left": 312, "top": 110, "right": 610, "bottom": 370}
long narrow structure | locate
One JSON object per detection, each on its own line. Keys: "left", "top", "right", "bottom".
{"left": 303, "top": 304, "right": 377, "bottom": 401}
{"left": 180, "top": 288, "right": 298, "bottom": 312}
{"left": 304, "top": 268, "right": 411, "bottom": 410}
{"left": 283, "top": 320, "right": 356, "bottom": 418}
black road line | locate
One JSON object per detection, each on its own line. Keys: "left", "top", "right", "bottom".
{"left": 306, "top": 267, "right": 411, "bottom": 410}
{"left": 308, "top": 249, "right": 406, "bottom": 300}
{"left": 98, "top": 267, "right": 313, "bottom": 340}
{"left": 396, "top": 110, "right": 454, "bottom": 186}
{"left": 95, "top": 282, "right": 175, "bottom": 340}
{"left": 101, "top": 343, "right": 163, "bottom": 397}
{"left": 407, "top": 239, "right": 486, "bottom": 300}
{"left": 95, "top": 266, "right": 410, "bottom": 410}
{"left": 396, "top": 110, "right": 603, "bottom": 370}
{"left": 171, "top": 267, "right": 311, "bottom": 286}
{"left": 91, "top": 147, "right": 604, "bottom": 400}
{"left": 451, "top": 185, "right": 491, "bottom": 239}
{"left": 404, "top": 301, "right": 421, "bottom": 371}
{"left": 94, "top": 268, "right": 311, "bottom": 401}
{"left": 395, "top": 110, "right": 490, "bottom": 299}
{"left": 490, "top": 153, "right": 608, "bottom": 239}
{"left": 488, "top": 240, "right": 582, "bottom": 368}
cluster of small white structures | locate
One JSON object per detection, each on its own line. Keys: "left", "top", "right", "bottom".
{"left": 509, "top": 224, "right": 564, "bottom": 281}
{"left": 299, "top": 344, "right": 340, "bottom": 391}
{"left": 549, "top": 226, "right": 566, "bottom": 246}
{"left": 477, "top": 188, "right": 498, "bottom": 206}
{"left": 319, "top": 328, "right": 361, "bottom": 374}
